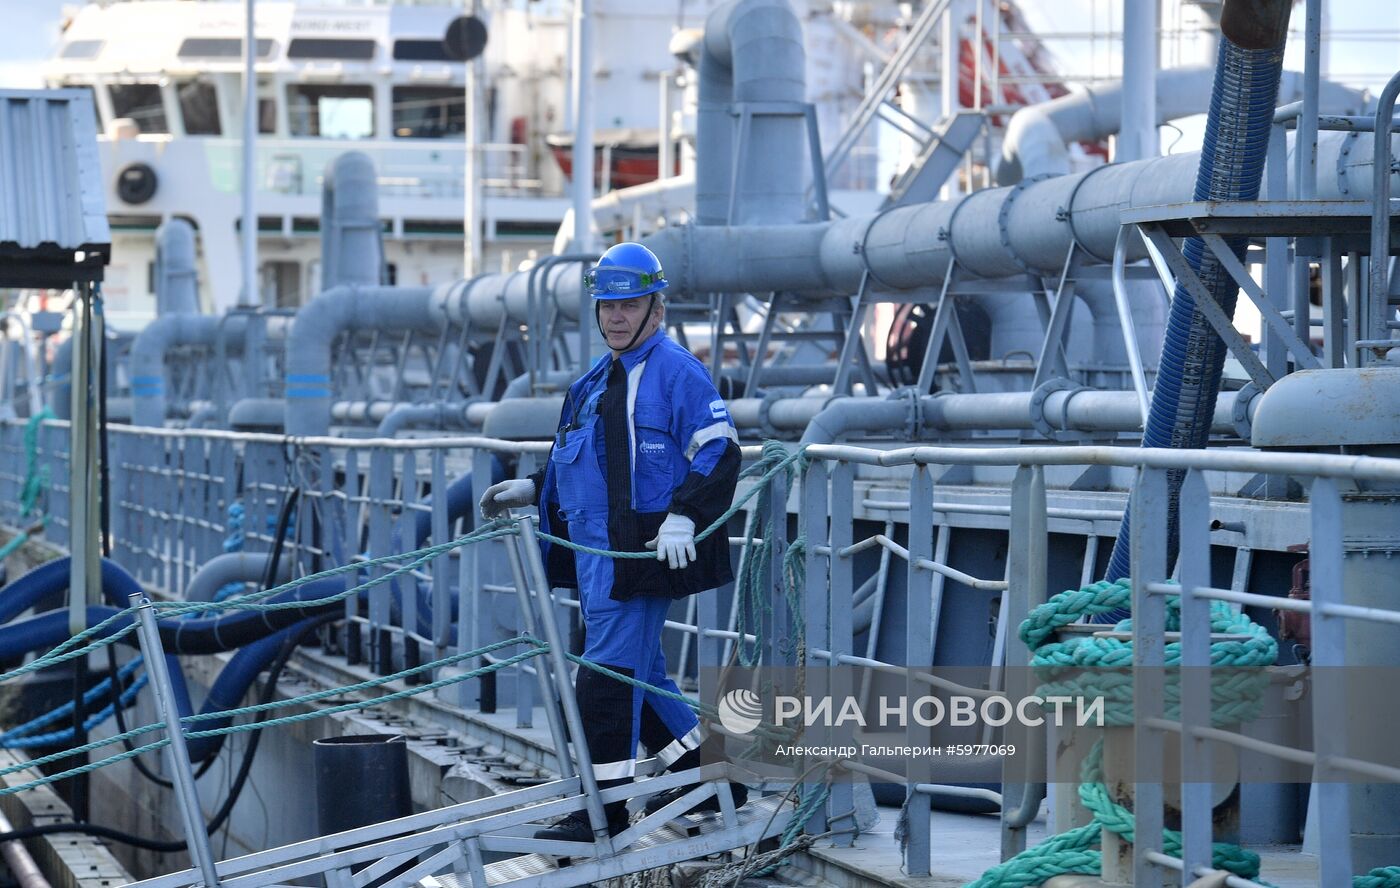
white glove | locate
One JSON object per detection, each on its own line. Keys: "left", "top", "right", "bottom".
{"left": 479, "top": 479, "right": 536, "bottom": 520}
{"left": 645, "top": 513, "right": 697, "bottom": 570}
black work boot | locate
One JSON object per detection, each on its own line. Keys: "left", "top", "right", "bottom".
{"left": 644, "top": 779, "right": 748, "bottom": 817}
{"left": 533, "top": 805, "right": 629, "bottom": 843}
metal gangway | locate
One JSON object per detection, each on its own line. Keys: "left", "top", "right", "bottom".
{"left": 122, "top": 515, "right": 793, "bottom": 888}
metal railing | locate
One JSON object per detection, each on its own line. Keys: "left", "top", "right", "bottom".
{"left": 5, "top": 421, "right": 1400, "bottom": 885}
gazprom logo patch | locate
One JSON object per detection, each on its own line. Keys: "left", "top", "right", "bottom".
{"left": 710, "top": 399, "right": 727, "bottom": 419}
{"left": 718, "top": 689, "right": 763, "bottom": 735}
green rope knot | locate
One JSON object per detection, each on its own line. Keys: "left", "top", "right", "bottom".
{"left": 965, "top": 577, "right": 1288, "bottom": 887}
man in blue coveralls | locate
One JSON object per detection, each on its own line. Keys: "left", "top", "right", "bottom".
{"left": 480, "top": 242, "right": 745, "bottom": 842}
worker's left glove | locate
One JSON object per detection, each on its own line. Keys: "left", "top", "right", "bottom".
{"left": 645, "top": 513, "right": 697, "bottom": 570}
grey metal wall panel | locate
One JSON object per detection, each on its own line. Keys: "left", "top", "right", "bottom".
{"left": 0, "top": 88, "right": 110, "bottom": 259}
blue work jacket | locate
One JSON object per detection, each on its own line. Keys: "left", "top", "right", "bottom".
{"left": 535, "top": 328, "right": 740, "bottom": 599}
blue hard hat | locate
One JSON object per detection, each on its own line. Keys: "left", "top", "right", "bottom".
{"left": 585, "top": 243, "right": 667, "bottom": 300}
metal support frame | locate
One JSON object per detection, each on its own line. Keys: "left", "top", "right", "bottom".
{"left": 727, "top": 101, "right": 828, "bottom": 224}
{"left": 1110, "top": 228, "right": 1151, "bottom": 423}
{"left": 526, "top": 253, "right": 598, "bottom": 383}
{"left": 831, "top": 272, "right": 881, "bottom": 396}
{"left": 1031, "top": 243, "right": 1083, "bottom": 390}
{"left": 915, "top": 259, "right": 978, "bottom": 395}
{"left": 1136, "top": 224, "right": 1277, "bottom": 390}
{"left": 1364, "top": 70, "right": 1400, "bottom": 363}
{"left": 1197, "top": 232, "right": 1321, "bottom": 371}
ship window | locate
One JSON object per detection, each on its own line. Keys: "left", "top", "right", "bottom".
{"left": 391, "top": 86, "right": 464, "bottom": 139}
{"left": 287, "top": 39, "right": 376, "bottom": 61}
{"left": 287, "top": 84, "right": 373, "bottom": 139}
{"left": 178, "top": 37, "right": 277, "bottom": 59}
{"left": 176, "top": 80, "right": 221, "bottom": 136}
{"left": 393, "top": 39, "right": 455, "bottom": 62}
{"left": 265, "top": 261, "right": 302, "bottom": 308}
{"left": 108, "top": 83, "right": 168, "bottom": 134}
{"left": 60, "top": 40, "right": 104, "bottom": 59}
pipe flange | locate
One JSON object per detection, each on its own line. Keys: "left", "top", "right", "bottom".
{"left": 998, "top": 173, "right": 1054, "bottom": 275}
{"left": 856, "top": 205, "right": 903, "bottom": 291}
{"left": 1028, "top": 377, "right": 1084, "bottom": 440}
{"left": 1062, "top": 161, "right": 1119, "bottom": 264}
{"left": 1232, "top": 381, "right": 1260, "bottom": 440}
{"left": 757, "top": 389, "right": 787, "bottom": 439}
{"left": 939, "top": 194, "right": 975, "bottom": 268}
{"left": 1335, "top": 130, "right": 1361, "bottom": 196}
{"left": 887, "top": 386, "right": 924, "bottom": 441}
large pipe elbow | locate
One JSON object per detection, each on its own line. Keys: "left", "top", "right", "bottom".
{"left": 130, "top": 314, "right": 220, "bottom": 427}
{"left": 186, "top": 552, "right": 294, "bottom": 602}
{"left": 799, "top": 397, "right": 914, "bottom": 446}
{"left": 321, "top": 152, "right": 383, "bottom": 290}
{"left": 230, "top": 397, "right": 286, "bottom": 431}
{"left": 697, "top": 0, "right": 806, "bottom": 225}
{"left": 283, "top": 285, "right": 437, "bottom": 436}
{"left": 997, "top": 66, "right": 1366, "bottom": 185}
{"left": 997, "top": 103, "right": 1070, "bottom": 185}
{"left": 154, "top": 218, "right": 200, "bottom": 316}
{"left": 375, "top": 402, "right": 471, "bottom": 437}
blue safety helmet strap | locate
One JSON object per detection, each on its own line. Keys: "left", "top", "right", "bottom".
{"left": 585, "top": 264, "right": 668, "bottom": 300}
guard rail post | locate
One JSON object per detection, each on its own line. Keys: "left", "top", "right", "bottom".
{"left": 514, "top": 516, "right": 617, "bottom": 853}
{"left": 903, "top": 463, "right": 935, "bottom": 876}
{"left": 130, "top": 592, "right": 222, "bottom": 888}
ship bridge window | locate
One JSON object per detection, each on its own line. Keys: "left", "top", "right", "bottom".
{"left": 176, "top": 80, "right": 220, "bottom": 136}
{"left": 392, "top": 86, "right": 464, "bottom": 139}
{"left": 60, "top": 40, "right": 104, "bottom": 59}
{"left": 108, "top": 83, "right": 168, "bottom": 134}
{"left": 287, "top": 39, "right": 376, "bottom": 61}
{"left": 287, "top": 84, "right": 373, "bottom": 139}
{"left": 393, "top": 39, "right": 455, "bottom": 62}
{"left": 178, "top": 37, "right": 277, "bottom": 59}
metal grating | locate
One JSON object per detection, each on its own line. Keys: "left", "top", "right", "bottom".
{"left": 0, "top": 88, "right": 110, "bottom": 286}
{"left": 423, "top": 796, "right": 791, "bottom": 888}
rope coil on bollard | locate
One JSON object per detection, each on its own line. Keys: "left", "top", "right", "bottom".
{"left": 966, "top": 578, "right": 1400, "bottom": 888}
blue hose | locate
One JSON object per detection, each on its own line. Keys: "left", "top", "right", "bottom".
{"left": 412, "top": 465, "right": 501, "bottom": 549}
{"left": 0, "top": 557, "right": 150, "bottom": 623}
{"left": 0, "top": 658, "right": 146, "bottom": 746}
{"left": 1102, "top": 26, "right": 1287, "bottom": 598}
{"left": 0, "top": 577, "right": 346, "bottom": 660}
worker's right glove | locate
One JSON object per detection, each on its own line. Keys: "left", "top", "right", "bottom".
{"left": 479, "top": 479, "right": 536, "bottom": 520}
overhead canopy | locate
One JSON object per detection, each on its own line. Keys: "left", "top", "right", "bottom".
{"left": 0, "top": 89, "right": 110, "bottom": 287}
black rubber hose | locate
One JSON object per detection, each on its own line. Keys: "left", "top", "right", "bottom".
{"left": 7, "top": 614, "right": 340, "bottom": 852}
{"left": 262, "top": 488, "right": 300, "bottom": 593}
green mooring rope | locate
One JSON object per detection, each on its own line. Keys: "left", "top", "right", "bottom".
{"left": 0, "top": 408, "right": 55, "bottom": 562}
{"left": 966, "top": 578, "right": 1398, "bottom": 888}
